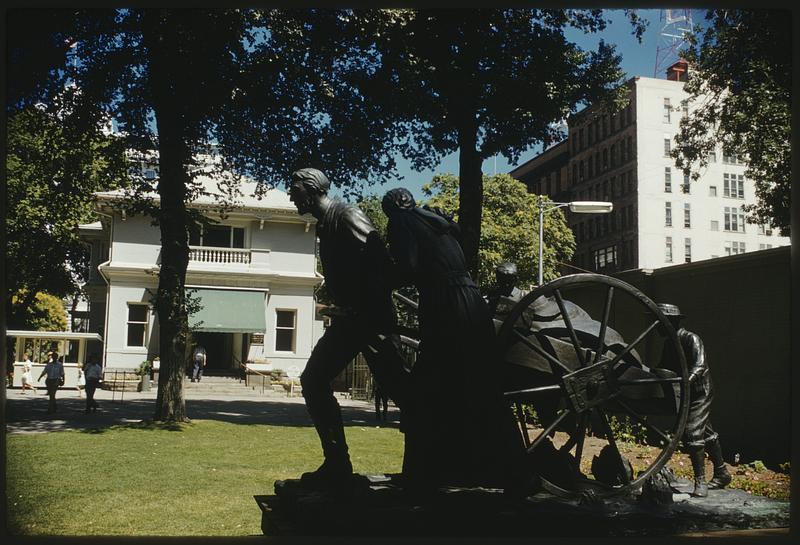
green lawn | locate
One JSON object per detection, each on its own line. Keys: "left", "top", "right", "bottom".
{"left": 6, "top": 420, "right": 404, "bottom": 536}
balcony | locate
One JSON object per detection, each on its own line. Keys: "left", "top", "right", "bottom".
{"left": 189, "top": 246, "right": 251, "bottom": 265}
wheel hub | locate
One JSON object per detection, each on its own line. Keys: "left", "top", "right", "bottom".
{"left": 561, "top": 359, "right": 620, "bottom": 412}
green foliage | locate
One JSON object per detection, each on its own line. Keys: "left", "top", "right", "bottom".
{"left": 5, "top": 103, "right": 128, "bottom": 311}
{"left": 9, "top": 291, "right": 68, "bottom": 332}
{"left": 744, "top": 460, "right": 768, "bottom": 473}
{"left": 137, "top": 361, "right": 152, "bottom": 377}
{"left": 778, "top": 462, "right": 790, "bottom": 474}
{"left": 672, "top": 9, "right": 791, "bottom": 235}
{"left": 606, "top": 414, "right": 648, "bottom": 445}
{"left": 422, "top": 173, "right": 575, "bottom": 291}
{"left": 331, "top": 9, "right": 639, "bottom": 276}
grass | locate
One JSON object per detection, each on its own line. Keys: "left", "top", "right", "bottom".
{"left": 6, "top": 420, "right": 404, "bottom": 536}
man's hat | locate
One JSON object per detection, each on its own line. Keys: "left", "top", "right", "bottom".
{"left": 657, "top": 303, "right": 685, "bottom": 318}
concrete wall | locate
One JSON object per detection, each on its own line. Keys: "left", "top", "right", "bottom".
{"left": 105, "top": 282, "right": 157, "bottom": 369}
{"left": 614, "top": 246, "right": 790, "bottom": 467}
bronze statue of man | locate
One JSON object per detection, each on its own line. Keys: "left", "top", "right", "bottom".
{"left": 381, "top": 188, "right": 536, "bottom": 495}
{"left": 658, "top": 303, "right": 731, "bottom": 497}
{"left": 288, "top": 168, "right": 404, "bottom": 489}
{"left": 486, "top": 261, "right": 526, "bottom": 317}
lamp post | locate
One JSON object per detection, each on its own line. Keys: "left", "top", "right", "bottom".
{"left": 537, "top": 200, "right": 614, "bottom": 286}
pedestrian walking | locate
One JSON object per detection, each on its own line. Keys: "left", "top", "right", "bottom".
{"left": 76, "top": 363, "right": 86, "bottom": 398}
{"left": 191, "top": 344, "right": 207, "bottom": 382}
{"left": 20, "top": 353, "right": 37, "bottom": 394}
{"left": 84, "top": 354, "right": 102, "bottom": 413}
{"left": 38, "top": 351, "right": 64, "bottom": 414}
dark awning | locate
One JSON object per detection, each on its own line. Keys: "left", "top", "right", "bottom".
{"left": 188, "top": 289, "right": 266, "bottom": 333}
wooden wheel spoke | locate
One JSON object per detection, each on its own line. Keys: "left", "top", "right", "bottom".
{"left": 611, "top": 398, "right": 673, "bottom": 445}
{"left": 607, "top": 320, "right": 659, "bottom": 369}
{"left": 593, "top": 286, "right": 614, "bottom": 364}
{"left": 553, "top": 289, "right": 586, "bottom": 367}
{"left": 514, "top": 403, "right": 531, "bottom": 448}
{"left": 616, "top": 377, "right": 683, "bottom": 386}
{"left": 503, "top": 384, "right": 562, "bottom": 399}
{"left": 597, "top": 409, "right": 631, "bottom": 485}
{"left": 512, "top": 329, "right": 572, "bottom": 375}
{"left": 526, "top": 408, "right": 572, "bottom": 454}
{"left": 573, "top": 411, "right": 589, "bottom": 475}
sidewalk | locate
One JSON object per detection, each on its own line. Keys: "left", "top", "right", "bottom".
{"left": 4, "top": 387, "right": 400, "bottom": 434}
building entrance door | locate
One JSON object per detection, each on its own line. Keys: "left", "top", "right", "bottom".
{"left": 192, "top": 332, "right": 233, "bottom": 375}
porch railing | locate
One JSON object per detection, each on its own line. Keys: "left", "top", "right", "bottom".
{"left": 189, "top": 246, "right": 251, "bottom": 265}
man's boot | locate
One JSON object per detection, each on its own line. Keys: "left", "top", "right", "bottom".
{"left": 706, "top": 439, "right": 732, "bottom": 489}
{"left": 301, "top": 403, "right": 354, "bottom": 489}
{"left": 689, "top": 446, "right": 708, "bottom": 497}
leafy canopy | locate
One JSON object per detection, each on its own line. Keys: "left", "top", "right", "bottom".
{"left": 422, "top": 174, "right": 575, "bottom": 291}
{"left": 5, "top": 98, "right": 128, "bottom": 310}
{"left": 10, "top": 291, "right": 68, "bottom": 332}
{"left": 672, "top": 9, "right": 791, "bottom": 235}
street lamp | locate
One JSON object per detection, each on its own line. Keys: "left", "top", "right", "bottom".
{"left": 537, "top": 200, "right": 614, "bottom": 286}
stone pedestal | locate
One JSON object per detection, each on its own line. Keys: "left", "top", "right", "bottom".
{"left": 255, "top": 474, "right": 789, "bottom": 538}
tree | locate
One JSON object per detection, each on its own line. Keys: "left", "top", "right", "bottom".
{"left": 9, "top": 291, "right": 68, "bottom": 332}
{"left": 422, "top": 173, "right": 575, "bottom": 291}
{"left": 351, "top": 9, "right": 643, "bottom": 280}
{"left": 8, "top": 9, "right": 421, "bottom": 421}
{"left": 5, "top": 101, "right": 128, "bottom": 325}
{"left": 671, "top": 9, "right": 791, "bottom": 235}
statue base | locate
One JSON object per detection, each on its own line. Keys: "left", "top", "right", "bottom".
{"left": 255, "top": 474, "right": 789, "bottom": 538}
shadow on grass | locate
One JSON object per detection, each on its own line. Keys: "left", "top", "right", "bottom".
{"left": 6, "top": 395, "right": 401, "bottom": 435}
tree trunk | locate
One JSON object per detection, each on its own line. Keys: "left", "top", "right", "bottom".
{"left": 144, "top": 12, "right": 191, "bottom": 422}
{"left": 457, "top": 123, "right": 484, "bottom": 282}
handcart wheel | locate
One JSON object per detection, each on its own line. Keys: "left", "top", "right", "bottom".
{"left": 497, "top": 274, "right": 689, "bottom": 498}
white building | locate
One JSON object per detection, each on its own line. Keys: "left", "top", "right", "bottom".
{"left": 81, "top": 171, "right": 324, "bottom": 378}
{"left": 511, "top": 61, "right": 789, "bottom": 274}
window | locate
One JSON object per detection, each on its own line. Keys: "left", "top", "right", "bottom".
{"left": 682, "top": 173, "right": 691, "bottom": 193}
{"left": 710, "top": 220, "right": 719, "bottom": 231}
{"left": 681, "top": 100, "right": 689, "bottom": 118}
{"left": 759, "top": 244, "right": 773, "bottom": 250}
{"left": 724, "top": 206, "right": 746, "bottom": 232}
{"left": 664, "top": 167, "right": 672, "bottom": 192}
{"left": 709, "top": 185, "right": 717, "bottom": 197}
{"left": 684, "top": 203, "right": 691, "bottom": 228}
{"left": 665, "top": 237, "right": 673, "bottom": 262}
{"left": 275, "top": 310, "right": 297, "bottom": 352}
{"left": 663, "top": 98, "right": 671, "bottom": 123}
{"left": 723, "top": 151, "right": 741, "bottom": 165}
{"left": 190, "top": 225, "right": 245, "bottom": 248}
{"left": 126, "top": 304, "right": 148, "bottom": 347}
{"left": 684, "top": 238, "right": 692, "bottom": 263}
{"left": 724, "top": 241, "right": 746, "bottom": 255}
{"left": 593, "top": 245, "right": 617, "bottom": 269}
{"left": 723, "top": 173, "right": 745, "bottom": 198}
{"left": 708, "top": 150, "right": 717, "bottom": 163}
{"left": 665, "top": 202, "right": 672, "bottom": 227}
{"left": 663, "top": 138, "right": 671, "bottom": 157}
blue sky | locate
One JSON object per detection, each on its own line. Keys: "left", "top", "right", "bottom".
{"left": 333, "top": 8, "right": 693, "bottom": 202}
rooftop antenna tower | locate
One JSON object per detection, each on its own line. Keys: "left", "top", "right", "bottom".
{"left": 654, "top": 9, "right": 694, "bottom": 78}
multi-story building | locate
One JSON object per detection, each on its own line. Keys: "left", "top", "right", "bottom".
{"left": 511, "top": 61, "right": 789, "bottom": 274}
{"left": 80, "top": 163, "right": 324, "bottom": 379}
